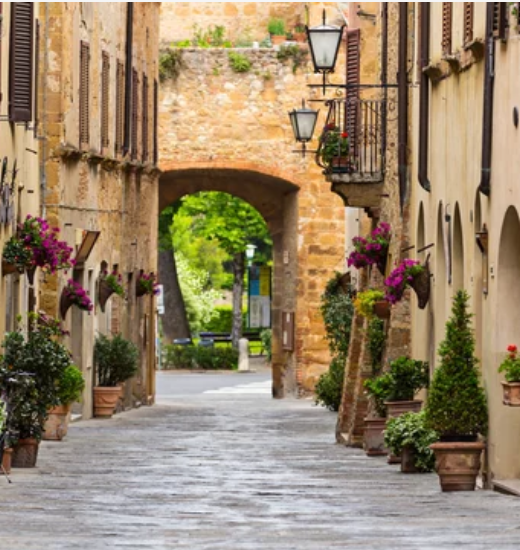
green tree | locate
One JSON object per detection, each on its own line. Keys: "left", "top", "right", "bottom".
{"left": 179, "top": 192, "right": 271, "bottom": 348}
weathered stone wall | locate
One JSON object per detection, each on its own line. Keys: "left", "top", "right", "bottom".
{"left": 159, "top": 5, "right": 347, "bottom": 395}
{"left": 40, "top": 2, "right": 161, "bottom": 418}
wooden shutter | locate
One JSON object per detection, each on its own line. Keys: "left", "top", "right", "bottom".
{"left": 153, "top": 79, "right": 158, "bottom": 165}
{"left": 142, "top": 74, "right": 148, "bottom": 162}
{"left": 101, "top": 51, "right": 110, "bottom": 151}
{"left": 33, "top": 19, "right": 40, "bottom": 136}
{"left": 493, "top": 3, "right": 508, "bottom": 39}
{"left": 464, "top": 3, "right": 474, "bottom": 46}
{"left": 346, "top": 29, "right": 360, "bottom": 157}
{"left": 442, "top": 3, "right": 452, "bottom": 55}
{"left": 9, "top": 2, "right": 34, "bottom": 122}
{"left": 115, "top": 61, "right": 124, "bottom": 156}
{"left": 79, "top": 41, "right": 90, "bottom": 149}
{"left": 131, "top": 68, "right": 138, "bottom": 160}
{"left": 0, "top": 3, "right": 3, "bottom": 104}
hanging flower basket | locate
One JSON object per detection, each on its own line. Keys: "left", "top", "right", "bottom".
{"left": 98, "top": 270, "right": 124, "bottom": 312}
{"left": 60, "top": 288, "right": 73, "bottom": 320}
{"left": 136, "top": 271, "right": 159, "bottom": 298}
{"left": 2, "top": 260, "right": 19, "bottom": 276}
{"left": 60, "top": 280, "right": 93, "bottom": 320}
{"left": 408, "top": 255, "right": 431, "bottom": 309}
{"left": 347, "top": 222, "right": 391, "bottom": 275}
{"left": 373, "top": 300, "right": 391, "bottom": 320}
{"left": 98, "top": 279, "right": 115, "bottom": 313}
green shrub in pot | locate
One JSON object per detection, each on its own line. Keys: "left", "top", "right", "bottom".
{"left": 94, "top": 334, "right": 139, "bottom": 387}
{"left": 56, "top": 365, "right": 85, "bottom": 406}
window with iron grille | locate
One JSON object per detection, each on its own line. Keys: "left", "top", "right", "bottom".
{"left": 142, "top": 74, "right": 149, "bottom": 162}
{"left": 442, "top": 3, "right": 452, "bottom": 55}
{"left": 101, "top": 51, "right": 110, "bottom": 151}
{"left": 131, "top": 68, "right": 139, "bottom": 160}
{"left": 9, "top": 2, "right": 35, "bottom": 122}
{"left": 463, "top": 3, "right": 474, "bottom": 46}
{"left": 79, "top": 41, "right": 90, "bottom": 149}
{"left": 493, "top": 2, "right": 508, "bottom": 39}
{"left": 153, "top": 79, "right": 158, "bottom": 165}
{"left": 115, "top": 61, "right": 124, "bottom": 156}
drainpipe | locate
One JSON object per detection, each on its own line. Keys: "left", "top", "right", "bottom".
{"left": 39, "top": 2, "right": 49, "bottom": 220}
{"left": 381, "top": 3, "right": 388, "bottom": 162}
{"left": 479, "top": 3, "right": 495, "bottom": 197}
{"left": 398, "top": 3, "right": 408, "bottom": 211}
{"left": 418, "top": 3, "right": 431, "bottom": 192}
{"left": 122, "top": 3, "right": 133, "bottom": 157}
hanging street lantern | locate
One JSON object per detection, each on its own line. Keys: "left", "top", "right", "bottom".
{"left": 306, "top": 10, "right": 345, "bottom": 94}
{"left": 288, "top": 100, "right": 319, "bottom": 157}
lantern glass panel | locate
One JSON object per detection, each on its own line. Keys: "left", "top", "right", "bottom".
{"left": 307, "top": 25, "right": 343, "bottom": 72}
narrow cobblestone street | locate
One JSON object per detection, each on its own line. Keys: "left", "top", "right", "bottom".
{"left": 1, "top": 372, "right": 520, "bottom": 549}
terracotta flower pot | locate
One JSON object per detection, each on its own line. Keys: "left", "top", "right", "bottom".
{"left": 364, "top": 417, "right": 387, "bottom": 456}
{"left": 373, "top": 300, "right": 391, "bottom": 320}
{"left": 43, "top": 404, "right": 71, "bottom": 441}
{"left": 401, "top": 446, "right": 419, "bottom": 473}
{"left": 385, "top": 400, "right": 423, "bottom": 464}
{"left": 93, "top": 386, "right": 122, "bottom": 418}
{"left": 501, "top": 381, "right": 520, "bottom": 406}
{"left": 11, "top": 438, "right": 40, "bottom": 468}
{"left": 98, "top": 279, "right": 115, "bottom": 313}
{"left": 409, "top": 255, "right": 431, "bottom": 309}
{"left": 292, "top": 32, "right": 306, "bottom": 43}
{"left": 430, "top": 441, "right": 485, "bottom": 492}
{"left": 330, "top": 156, "right": 352, "bottom": 174}
{"left": 1, "top": 448, "right": 13, "bottom": 474}
{"left": 271, "top": 34, "right": 286, "bottom": 46}
{"left": 2, "top": 260, "right": 18, "bottom": 276}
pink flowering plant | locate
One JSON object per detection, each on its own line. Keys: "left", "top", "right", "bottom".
{"left": 137, "top": 272, "right": 160, "bottom": 296}
{"left": 384, "top": 259, "right": 424, "bottom": 305}
{"left": 347, "top": 222, "right": 391, "bottom": 271}
{"left": 2, "top": 215, "right": 75, "bottom": 273}
{"left": 63, "top": 280, "right": 93, "bottom": 312}
{"left": 101, "top": 270, "right": 125, "bottom": 298}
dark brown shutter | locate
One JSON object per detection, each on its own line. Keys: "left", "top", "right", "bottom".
{"left": 9, "top": 2, "right": 35, "bottom": 122}
{"left": 0, "top": 3, "right": 3, "bottom": 104}
{"left": 418, "top": 2, "right": 431, "bottom": 192}
{"left": 346, "top": 29, "right": 360, "bottom": 157}
{"left": 79, "top": 41, "right": 90, "bottom": 149}
{"left": 442, "top": 3, "right": 452, "bottom": 54}
{"left": 115, "top": 61, "right": 124, "bottom": 156}
{"left": 33, "top": 19, "right": 40, "bottom": 136}
{"left": 142, "top": 74, "right": 148, "bottom": 162}
{"left": 153, "top": 79, "right": 158, "bottom": 165}
{"left": 101, "top": 51, "right": 110, "bottom": 151}
{"left": 493, "top": 3, "right": 508, "bottom": 39}
{"left": 131, "top": 68, "right": 138, "bottom": 160}
{"left": 464, "top": 3, "right": 474, "bottom": 46}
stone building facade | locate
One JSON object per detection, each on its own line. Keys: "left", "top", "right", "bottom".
{"left": 409, "top": 2, "right": 520, "bottom": 486}
{"left": 158, "top": 3, "right": 348, "bottom": 397}
{"left": 0, "top": 3, "right": 41, "bottom": 334}
{"left": 38, "top": 2, "right": 161, "bottom": 418}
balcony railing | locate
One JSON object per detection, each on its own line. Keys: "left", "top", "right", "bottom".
{"left": 316, "top": 97, "right": 386, "bottom": 182}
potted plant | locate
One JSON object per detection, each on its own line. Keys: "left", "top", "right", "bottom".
{"left": 0, "top": 399, "right": 11, "bottom": 474}
{"left": 354, "top": 289, "right": 389, "bottom": 320}
{"left": 347, "top": 222, "right": 391, "bottom": 276}
{"left": 136, "top": 271, "right": 160, "bottom": 298}
{"left": 384, "top": 256, "right": 430, "bottom": 309}
{"left": 364, "top": 375, "right": 391, "bottom": 456}
{"left": 498, "top": 344, "right": 520, "bottom": 406}
{"left": 319, "top": 124, "right": 350, "bottom": 172}
{"left": 293, "top": 23, "right": 307, "bottom": 43}
{"left": 43, "top": 365, "right": 85, "bottom": 441}
{"left": 60, "top": 279, "right": 93, "bottom": 319}
{"left": 268, "top": 18, "right": 286, "bottom": 46}
{"left": 425, "top": 290, "right": 488, "bottom": 492}
{"left": 93, "top": 334, "right": 139, "bottom": 418}
{"left": 98, "top": 269, "right": 125, "bottom": 313}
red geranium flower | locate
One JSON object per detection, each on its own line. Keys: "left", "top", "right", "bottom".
{"left": 508, "top": 345, "right": 517, "bottom": 353}
{"left": 341, "top": 132, "right": 348, "bottom": 138}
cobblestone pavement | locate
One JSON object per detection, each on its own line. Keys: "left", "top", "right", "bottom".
{"left": 2, "top": 374, "right": 520, "bottom": 549}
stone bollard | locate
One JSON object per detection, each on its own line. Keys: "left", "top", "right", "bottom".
{"left": 238, "top": 338, "right": 250, "bottom": 372}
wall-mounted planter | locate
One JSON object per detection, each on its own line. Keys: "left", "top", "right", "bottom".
{"left": 98, "top": 279, "right": 115, "bottom": 313}
{"left": 409, "top": 255, "right": 431, "bottom": 309}
{"left": 501, "top": 381, "right": 520, "bottom": 406}
{"left": 373, "top": 300, "right": 391, "bottom": 320}
{"left": 2, "top": 260, "right": 18, "bottom": 276}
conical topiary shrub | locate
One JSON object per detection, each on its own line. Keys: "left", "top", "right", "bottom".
{"left": 425, "top": 290, "right": 488, "bottom": 492}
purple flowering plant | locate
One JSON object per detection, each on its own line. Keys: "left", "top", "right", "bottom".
{"left": 137, "top": 272, "right": 160, "bottom": 296}
{"left": 101, "top": 270, "right": 125, "bottom": 298}
{"left": 3, "top": 215, "right": 75, "bottom": 273}
{"left": 63, "top": 280, "right": 93, "bottom": 312}
{"left": 347, "top": 222, "right": 391, "bottom": 271}
{"left": 384, "top": 259, "right": 424, "bottom": 305}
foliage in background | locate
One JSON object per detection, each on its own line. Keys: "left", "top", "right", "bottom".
{"left": 228, "top": 51, "right": 252, "bottom": 73}
{"left": 384, "top": 411, "right": 438, "bottom": 472}
{"left": 94, "top": 334, "right": 139, "bottom": 388}
{"left": 268, "top": 18, "right": 286, "bottom": 35}
{"left": 56, "top": 365, "right": 85, "bottom": 406}
{"left": 425, "top": 290, "right": 488, "bottom": 437}
{"left": 260, "top": 329, "right": 272, "bottom": 363}
{"left": 364, "top": 376, "right": 391, "bottom": 418}
{"left": 367, "top": 318, "right": 385, "bottom": 375}
{"left": 354, "top": 289, "right": 385, "bottom": 318}
{"left": 374, "top": 356, "right": 429, "bottom": 402}
{"left": 159, "top": 49, "right": 184, "bottom": 82}
{"left": 163, "top": 345, "right": 238, "bottom": 370}
{"left": 200, "top": 305, "right": 248, "bottom": 334}
{"left": 315, "top": 273, "right": 354, "bottom": 412}
{"left": 276, "top": 44, "right": 308, "bottom": 73}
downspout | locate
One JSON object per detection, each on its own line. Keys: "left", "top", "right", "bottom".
{"left": 479, "top": 3, "right": 495, "bottom": 197}
{"left": 122, "top": 3, "right": 133, "bottom": 157}
{"left": 381, "top": 3, "right": 388, "bottom": 164}
{"left": 418, "top": 2, "right": 431, "bottom": 192}
{"left": 398, "top": 3, "right": 408, "bottom": 211}
{"left": 39, "top": 2, "right": 49, "bottom": 220}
